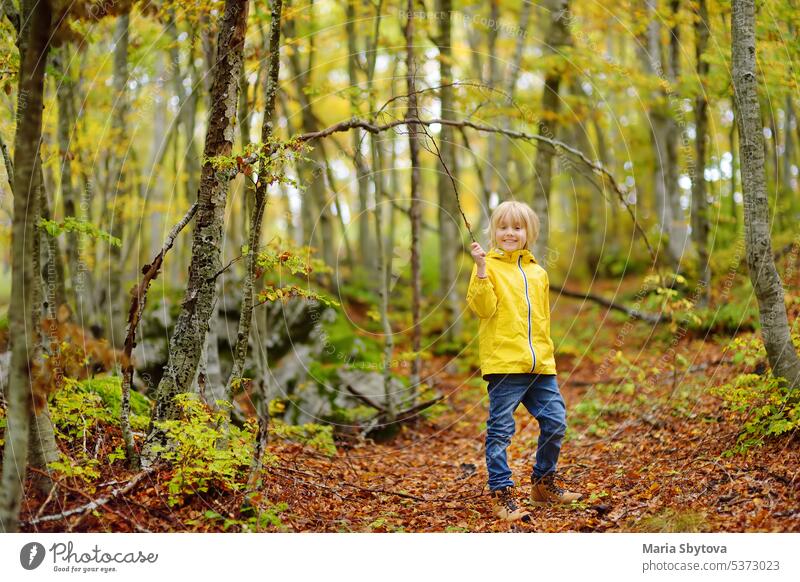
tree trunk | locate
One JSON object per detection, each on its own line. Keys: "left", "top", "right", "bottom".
{"left": 405, "top": 0, "right": 423, "bottom": 400}
{"left": 27, "top": 405, "right": 60, "bottom": 496}
{"left": 435, "top": 0, "right": 461, "bottom": 342}
{"left": 785, "top": 96, "right": 800, "bottom": 218}
{"left": 225, "top": 0, "right": 283, "bottom": 415}
{"left": 31, "top": 167, "right": 63, "bottom": 495}
{"left": 345, "top": 0, "right": 372, "bottom": 270}
{"left": 372, "top": 131, "right": 396, "bottom": 421}
{"left": 729, "top": 111, "right": 741, "bottom": 233}
{"left": 532, "top": 0, "right": 571, "bottom": 266}
{"left": 55, "top": 46, "right": 95, "bottom": 326}
{"left": 731, "top": 0, "right": 800, "bottom": 389}
{"left": 640, "top": 0, "right": 691, "bottom": 271}
{"left": 486, "top": 0, "right": 501, "bottom": 200}
{"left": 665, "top": 0, "right": 692, "bottom": 266}
{"left": 285, "top": 16, "right": 336, "bottom": 277}
{"left": 497, "top": 0, "right": 533, "bottom": 189}
{"left": 0, "top": 0, "right": 52, "bottom": 533}
{"left": 141, "top": 0, "right": 250, "bottom": 463}
{"left": 692, "top": 0, "right": 711, "bottom": 305}
{"left": 105, "top": 11, "right": 130, "bottom": 351}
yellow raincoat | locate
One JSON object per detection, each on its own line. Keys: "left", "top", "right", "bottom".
{"left": 466, "top": 247, "right": 557, "bottom": 378}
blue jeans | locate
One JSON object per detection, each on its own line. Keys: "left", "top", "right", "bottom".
{"left": 485, "top": 373, "right": 567, "bottom": 491}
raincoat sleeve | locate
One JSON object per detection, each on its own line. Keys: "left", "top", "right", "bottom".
{"left": 466, "top": 264, "right": 498, "bottom": 319}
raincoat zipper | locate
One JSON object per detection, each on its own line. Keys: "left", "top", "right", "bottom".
{"left": 517, "top": 255, "right": 537, "bottom": 372}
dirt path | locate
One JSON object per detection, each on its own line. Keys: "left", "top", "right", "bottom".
{"left": 251, "top": 349, "right": 799, "bottom": 533}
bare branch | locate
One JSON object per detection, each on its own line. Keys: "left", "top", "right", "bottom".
{"left": 550, "top": 283, "right": 664, "bottom": 324}
{"left": 23, "top": 466, "right": 158, "bottom": 527}
{"left": 296, "top": 116, "right": 658, "bottom": 263}
{"left": 121, "top": 203, "right": 199, "bottom": 466}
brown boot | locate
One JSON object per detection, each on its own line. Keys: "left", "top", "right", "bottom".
{"left": 530, "top": 473, "right": 582, "bottom": 505}
{"left": 490, "top": 486, "right": 532, "bottom": 522}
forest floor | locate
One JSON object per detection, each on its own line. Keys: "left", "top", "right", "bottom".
{"left": 16, "top": 275, "right": 800, "bottom": 533}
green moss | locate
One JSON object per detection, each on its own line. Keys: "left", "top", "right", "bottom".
{"left": 78, "top": 376, "right": 152, "bottom": 418}
{"left": 50, "top": 376, "right": 152, "bottom": 438}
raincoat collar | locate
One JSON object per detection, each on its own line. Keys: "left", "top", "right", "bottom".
{"left": 487, "top": 247, "right": 538, "bottom": 265}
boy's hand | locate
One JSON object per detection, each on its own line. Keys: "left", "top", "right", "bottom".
{"left": 470, "top": 242, "right": 487, "bottom": 277}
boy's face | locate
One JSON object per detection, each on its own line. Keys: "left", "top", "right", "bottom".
{"left": 495, "top": 220, "right": 527, "bottom": 252}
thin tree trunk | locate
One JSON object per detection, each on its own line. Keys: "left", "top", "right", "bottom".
{"left": 692, "top": 0, "right": 711, "bottom": 305}
{"left": 665, "top": 0, "right": 693, "bottom": 266}
{"left": 405, "top": 0, "right": 423, "bottom": 400}
{"left": 731, "top": 0, "right": 800, "bottom": 389}
{"left": 145, "top": 53, "right": 167, "bottom": 267}
{"left": 497, "top": 0, "right": 533, "bottom": 188}
{"left": 105, "top": 11, "right": 130, "bottom": 351}
{"left": 141, "top": 0, "right": 250, "bottom": 463}
{"left": 435, "top": 0, "right": 461, "bottom": 342}
{"left": 372, "top": 129, "right": 396, "bottom": 421}
{"left": 346, "top": 0, "right": 372, "bottom": 270}
{"left": 317, "top": 139, "right": 355, "bottom": 267}
{"left": 225, "top": 0, "right": 283, "bottom": 414}
{"left": 486, "top": 0, "right": 501, "bottom": 199}
{"left": 285, "top": 14, "right": 336, "bottom": 277}
{"left": 39, "top": 173, "right": 67, "bottom": 316}
{"left": 729, "top": 109, "right": 741, "bottom": 233}
{"left": 785, "top": 96, "right": 799, "bottom": 218}
{"left": 639, "top": 0, "right": 683, "bottom": 270}
{"left": 31, "top": 167, "right": 63, "bottom": 496}
{"left": 532, "top": 0, "right": 571, "bottom": 266}
{"left": 0, "top": 0, "right": 52, "bottom": 533}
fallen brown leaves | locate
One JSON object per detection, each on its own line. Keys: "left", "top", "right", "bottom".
{"left": 14, "top": 281, "right": 800, "bottom": 533}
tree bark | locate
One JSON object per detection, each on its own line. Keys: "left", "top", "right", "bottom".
{"left": 731, "top": 0, "right": 800, "bottom": 389}
{"left": 665, "top": 0, "right": 692, "bottom": 265}
{"left": 405, "top": 0, "right": 423, "bottom": 399}
{"left": 532, "top": 0, "right": 571, "bottom": 266}
{"left": 345, "top": 0, "right": 372, "bottom": 270}
{"left": 639, "top": 0, "right": 692, "bottom": 271}
{"left": 372, "top": 129, "right": 396, "bottom": 421}
{"left": 435, "top": 0, "right": 461, "bottom": 342}
{"left": 729, "top": 109, "right": 741, "bottom": 232}
{"left": 105, "top": 11, "right": 130, "bottom": 351}
{"left": 55, "top": 46, "right": 95, "bottom": 325}
{"left": 497, "top": 0, "right": 533, "bottom": 189}
{"left": 141, "top": 0, "right": 250, "bottom": 463}
{"left": 225, "top": 0, "right": 283, "bottom": 412}
{"left": 285, "top": 15, "right": 336, "bottom": 277}
{"left": 0, "top": 0, "right": 52, "bottom": 533}
{"left": 692, "top": 0, "right": 711, "bottom": 305}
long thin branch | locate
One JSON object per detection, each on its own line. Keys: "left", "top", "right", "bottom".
{"left": 121, "top": 203, "right": 199, "bottom": 466}
{"left": 296, "top": 116, "right": 658, "bottom": 263}
{"left": 342, "top": 382, "right": 386, "bottom": 412}
{"left": 416, "top": 123, "right": 476, "bottom": 243}
{"left": 550, "top": 283, "right": 664, "bottom": 324}
{"left": 456, "top": 126, "right": 492, "bottom": 207}
{"left": 23, "top": 466, "right": 157, "bottom": 527}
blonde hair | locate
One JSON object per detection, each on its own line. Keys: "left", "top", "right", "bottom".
{"left": 484, "top": 200, "right": 540, "bottom": 251}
